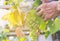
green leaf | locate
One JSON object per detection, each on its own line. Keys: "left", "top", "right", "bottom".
{"left": 45, "top": 31, "right": 50, "bottom": 38}
{"left": 48, "top": 20, "right": 58, "bottom": 34}
{"left": 0, "top": 34, "right": 3, "bottom": 41}
{"left": 20, "top": 0, "right": 22, "bottom": 2}
{"left": 33, "top": 0, "right": 41, "bottom": 7}
{"left": 39, "top": 19, "right": 46, "bottom": 32}
{"left": 54, "top": 18, "right": 60, "bottom": 30}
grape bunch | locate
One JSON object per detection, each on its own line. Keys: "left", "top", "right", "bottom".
{"left": 25, "top": 0, "right": 60, "bottom": 41}
{"left": 26, "top": 9, "right": 41, "bottom": 29}
{"left": 26, "top": 9, "right": 45, "bottom": 41}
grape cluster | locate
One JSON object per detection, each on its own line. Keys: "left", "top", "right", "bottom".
{"left": 26, "top": 9, "right": 41, "bottom": 41}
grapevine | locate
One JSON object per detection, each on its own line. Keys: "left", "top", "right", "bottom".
{"left": 2, "top": 0, "right": 60, "bottom": 41}
{"left": 26, "top": 0, "right": 60, "bottom": 41}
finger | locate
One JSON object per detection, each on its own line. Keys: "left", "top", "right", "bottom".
{"left": 42, "top": 13, "right": 46, "bottom": 19}
{"left": 43, "top": 14, "right": 48, "bottom": 21}
{"left": 42, "top": 14, "right": 45, "bottom": 19}
{"left": 37, "top": 9, "right": 44, "bottom": 16}
{"left": 53, "top": 10, "right": 60, "bottom": 18}
{"left": 48, "top": 12, "right": 55, "bottom": 19}
{"left": 44, "top": 17, "right": 48, "bottom": 21}
{"left": 45, "top": 9, "right": 54, "bottom": 14}
{"left": 44, "top": 13, "right": 54, "bottom": 21}
{"left": 52, "top": 12, "right": 59, "bottom": 19}
{"left": 36, "top": 5, "right": 42, "bottom": 12}
{"left": 36, "top": 8, "right": 41, "bottom": 12}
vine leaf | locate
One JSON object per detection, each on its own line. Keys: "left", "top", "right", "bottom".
{"left": 39, "top": 19, "right": 46, "bottom": 32}
{"left": 33, "top": 0, "right": 41, "bottom": 7}
{"left": 48, "top": 19, "right": 60, "bottom": 34}
{"left": 54, "top": 18, "right": 60, "bottom": 30}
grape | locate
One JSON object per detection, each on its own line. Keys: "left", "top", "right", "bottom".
{"left": 30, "top": 30, "right": 37, "bottom": 41}
{"left": 26, "top": 9, "right": 42, "bottom": 41}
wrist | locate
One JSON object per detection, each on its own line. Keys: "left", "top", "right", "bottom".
{"left": 57, "top": 1, "right": 60, "bottom": 12}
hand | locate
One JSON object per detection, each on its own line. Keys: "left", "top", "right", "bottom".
{"left": 37, "top": 1, "right": 60, "bottom": 21}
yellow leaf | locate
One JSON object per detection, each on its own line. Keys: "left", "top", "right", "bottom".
{"left": 3, "top": 39, "right": 9, "bottom": 41}
{"left": 13, "top": 9, "right": 24, "bottom": 26}
{"left": 2, "top": 12, "right": 18, "bottom": 26}
{"left": 4, "top": 1, "right": 7, "bottom": 5}
{"left": 55, "top": 18, "right": 59, "bottom": 22}
{"left": 5, "top": 29, "right": 9, "bottom": 32}
{"left": 2, "top": 13, "right": 10, "bottom": 20}
{"left": 19, "top": 37, "right": 25, "bottom": 41}
{"left": 2, "top": 9, "right": 25, "bottom": 27}
{"left": 46, "top": 21, "right": 48, "bottom": 24}
{"left": 6, "top": 39, "right": 9, "bottom": 41}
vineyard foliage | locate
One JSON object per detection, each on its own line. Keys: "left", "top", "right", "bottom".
{"left": 2, "top": 0, "right": 60, "bottom": 41}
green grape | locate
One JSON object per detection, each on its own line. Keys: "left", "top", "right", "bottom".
{"left": 26, "top": 8, "right": 47, "bottom": 41}
{"left": 30, "top": 30, "right": 37, "bottom": 41}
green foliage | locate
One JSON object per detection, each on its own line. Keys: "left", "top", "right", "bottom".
{"left": 48, "top": 20, "right": 57, "bottom": 34}
{"left": 39, "top": 19, "right": 46, "bottom": 32}
{"left": 4, "top": 0, "right": 60, "bottom": 40}
{"left": 47, "top": 18, "right": 60, "bottom": 34}
{"left": 26, "top": 9, "right": 47, "bottom": 41}
{"left": 5, "top": 0, "right": 22, "bottom": 9}
{"left": 5, "top": 0, "right": 60, "bottom": 40}
{"left": 33, "top": 0, "right": 41, "bottom": 7}
{"left": 26, "top": 0, "right": 60, "bottom": 41}
{"left": 54, "top": 18, "right": 60, "bottom": 30}
{"left": 45, "top": 31, "right": 50, "bottom": 38}
{"left": 0, "top": 34, "right": 3, "bottom": 41}
{"left": 26, "top": 0, "right": 46, "bottom": 40}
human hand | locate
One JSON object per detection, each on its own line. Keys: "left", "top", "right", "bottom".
{"left": 37, "top": 1, "right": 60, "bottom": 21}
